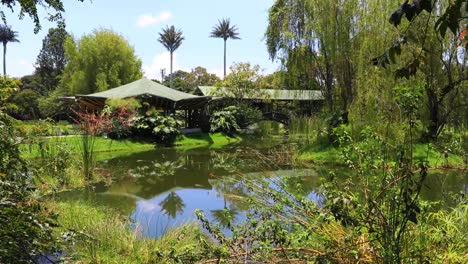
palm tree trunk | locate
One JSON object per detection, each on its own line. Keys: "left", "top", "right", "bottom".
{"left": 3, "top": 42, "right": 6, "bottom": 77}
{"left": 223, "top": 39, "right": 227, "bottom": 79}
{"left": 170, "top": 51, "right": 173, "bottom": 89}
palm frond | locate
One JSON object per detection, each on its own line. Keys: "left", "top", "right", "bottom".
{"left": 0, "top": 24, "right": 19, "bottom": 44}
{"left": 158, "top": 25, "right": 184, "bottom": 52}
{"left": 210, "top": 18, "right": 240, "bottom": 40}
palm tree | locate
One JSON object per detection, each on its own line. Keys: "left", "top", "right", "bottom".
{"left": 0, "top": 24, "right": 19, "bottom": 77}
{"left": 210, "top": 18, "right": 240, "bottom": 78}
{"left": 158, "top": 25, "right": 184, "bottom": 89}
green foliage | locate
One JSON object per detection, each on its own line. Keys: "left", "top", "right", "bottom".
{"left": 393, "top": 85, "right": 424, "bottom": 118}
{"left": 0, "top": 112, "right": 58, "bottom": 263}
{"left": 35, "top": 26, "right": 70, "bottom": 94}
{"left": 53, "top": 199, "right": 206, "bottom": 263}
{"left": 21, "top": 73, "right": 46, "bottom": 95}
{"left": 37, "top": 93, "right": 68, "bottom": 118}
{"left": 59, "top": 29, "right": 143, "bottom": 95}
{"left": 151, "top": 115, "right": 184, "bottom": 146}
{"left": 105, "top": 98, "right": 141, "bottom": 112}
{"left": 163, "top": 67, "right": 220, "bottom": 93}
{"left": 132, "top": 114, "right": 184, "bottom": 145}
{"left": 0, "top": 76, "right": 21, "bottom": 111}
{"left": 210, "top": 108, "right": 240, "bottom": 134}
{"left": 0, "top": 0, "right": 84, "bottom": 33}
{"left": 213, "top": 62, "right": 267, "bottom": 104}
{"left": 8, "top": 89, "right": 40, "bottom": 119}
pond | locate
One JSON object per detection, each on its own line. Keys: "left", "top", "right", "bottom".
{"left": 58, "top": 139, "right": 467, "bottom": 238}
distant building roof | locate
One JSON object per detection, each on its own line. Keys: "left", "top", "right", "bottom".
{"left": 74, "top": 78, "right": 211, "bottom": 110}
{"left": 196, "top": 86, "right": 324, "bottom": 101}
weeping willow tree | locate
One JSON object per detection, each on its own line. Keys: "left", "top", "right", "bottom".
{"left": 266, "top": 0, "right": 403, "bottom": 121}
{"left": 266, "top": 0, "right": 361, "bottom": 113}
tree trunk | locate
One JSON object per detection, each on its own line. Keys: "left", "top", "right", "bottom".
{"left": 3, "top": 42, "right": 6, "bottom": 77}
{"left": 170, "top": 51, "right": 173, "bottom": 89}
{"left": 223, "top": 39, "right": 227, "bottom": 79}
{"left": 426, "top": 88, "right": 440, "bottom": 141}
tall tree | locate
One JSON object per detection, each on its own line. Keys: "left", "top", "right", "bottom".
{"left": 59, "top": 29, "right": 143, "bottom": 95}
{"left": 0, "top": 24, "right": 19, "bottom": 76}
{"left": 163, "top": 67, "right": 220, "bottom": 93}
{"left": 35, "top": 26, "right": 70, "bottom": 94}
{"left": 210, "top": 18, "right": 240, "bottom": 78}
{"left": 266, "top": 0, "right": 359, "bottom": 113}
{"left": 158, "top": 25, "right": 184, "bottom": 89}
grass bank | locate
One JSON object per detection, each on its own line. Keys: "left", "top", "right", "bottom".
{"left": 298, "top": 143, "right": 466, "bottom": 168}
{"left": 47, "top": 199, "right": 203, "bottom": 263}
{"left": 20, "top": 132, "right": 241, "bottom": 159}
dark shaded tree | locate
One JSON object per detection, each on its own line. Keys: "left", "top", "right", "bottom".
{"left": 210, "top": 18, "right": 240, "bottom": 78}
{"left": 158, "top": 25, "right": 184, "bottom": 89}
{"left": 35, "top": 26, "right": 70, "bottom": 94}
{"left": 0, "top": 24, "right": 19, "bottom": 76}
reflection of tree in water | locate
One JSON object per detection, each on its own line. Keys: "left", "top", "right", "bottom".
{"left": 211, "top": 177, "right": 251, "bottom": 212}
{"left": 210, "top": 207, "right": 239, "bottom": 228}
{"left": 210, "top": 149, "right": 263, "bottom": 174}
{"left": 130, "top": 159, "right": 183, "bottom": 181}
{"left": 159, "top": 191, "right": 185, "bottom": 219}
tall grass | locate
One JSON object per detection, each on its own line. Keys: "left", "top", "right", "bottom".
{"left": 51, "top": 199, "right": 203, "bottom": 263}
{"left": 80, "top": 134, "right": 96, "bottom": 181}
{"left": 289, "top": 115, "right": 326, "bottom": 144}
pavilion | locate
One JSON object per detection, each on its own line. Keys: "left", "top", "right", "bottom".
{"left": 67, "top": 78, "right": 212, "bottom": 129}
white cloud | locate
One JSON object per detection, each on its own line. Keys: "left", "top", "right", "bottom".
{"left": 8, "top": 59, "right": 34, "bottom": 78}
{"left": 208, "top": 67, "right": 227, "bottom": 79}
{"left": 143, "top": 52, "right": 184, "bottom": 80}
{"left": 136, "top": 11, "right": 172, "bottom": 28}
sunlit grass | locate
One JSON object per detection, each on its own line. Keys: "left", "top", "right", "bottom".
{"left": 49, "top": 199, "right": 203, "bottom": 263}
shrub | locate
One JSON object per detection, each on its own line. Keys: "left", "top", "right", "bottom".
{"left": 0, "top": 112, "right": 58, "bottom": 263}
{"left": 210, "top": 109, "right": 240, "bottom": 134}
{"left": 132, "top": 114, "right": 184, "bottom": 145}
{"left": 8, "top": 89, "right": 41, "bottom": 120}
{"left": 151, "top": 115, "right": 184, "bottom": 146}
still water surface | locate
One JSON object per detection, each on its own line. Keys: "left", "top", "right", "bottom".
{"left": 59, "top": 140, "right": 467, "bottom": 238}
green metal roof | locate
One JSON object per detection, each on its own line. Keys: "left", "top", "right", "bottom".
{"left": 73, "top": 78, "right": 212, "bottom": 110}
{"left": 78, "top": 78, "right": 206, "bottom": 102}
{"left": 197, "top": 86, "right": 324, "bottom": 101}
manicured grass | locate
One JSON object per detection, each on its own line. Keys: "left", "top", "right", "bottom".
{"left": 48, "top": 199, "right": 204, "bottom": 263}
{"left": 20, "top": 132, "right": 241, "bottom": 159}
{"left": 20, "top": 136, "right": 155, "bottom": 159}
{"left": 176, "top": 132, "right": 241, "bottom": 149}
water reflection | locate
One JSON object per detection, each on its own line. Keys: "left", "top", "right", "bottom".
{"left": 57, "top": 141, "right": 467, "bottom": 238}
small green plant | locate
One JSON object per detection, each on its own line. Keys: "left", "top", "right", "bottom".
{"left": 210, "top": 108, "right": 240, "bottom": 134}
{"left": 151, "top": 115, "right": 184, "bottom": 146}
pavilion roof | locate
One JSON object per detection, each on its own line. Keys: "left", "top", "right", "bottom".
{"left": 196, "top": 86, "right": 324, "bottom": 101}
{"left": 74, "top": 78, "right": 211, "bottom": 110}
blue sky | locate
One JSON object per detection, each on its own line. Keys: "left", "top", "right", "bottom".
{"left": 4, "top": 0, "right": 279, "bottom": 80}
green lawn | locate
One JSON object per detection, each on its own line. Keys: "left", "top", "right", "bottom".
{"left": 298, "top": 142, "right": 465, "bottom": 168}
{"left": 20, "top": 132, "right": 241, "bottom": 159}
